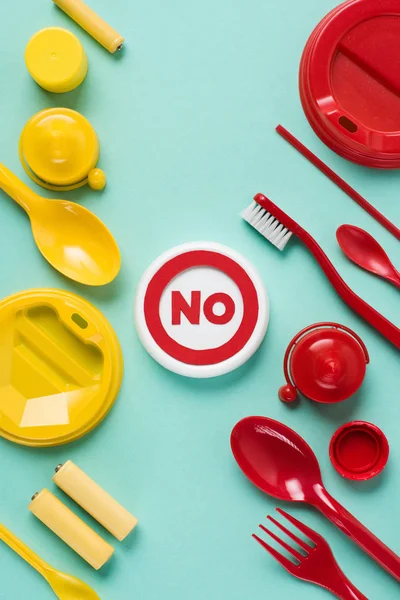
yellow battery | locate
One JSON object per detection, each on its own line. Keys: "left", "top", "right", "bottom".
{"left": 52, "top": 0, "right": 124, "bottom": 53}
{"left": 29, "top": 489, "right": 114, "bottom": 569}
{"left": 53, "top": 461, "right": 138, "bottom": 541}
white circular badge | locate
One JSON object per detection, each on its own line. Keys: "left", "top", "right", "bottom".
{"left": 134, "top": 242, "right": 269, "bottom": 378}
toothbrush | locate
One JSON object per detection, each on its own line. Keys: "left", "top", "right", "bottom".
{"left": 242, "top": 194, "right": 400, "bottom": 349}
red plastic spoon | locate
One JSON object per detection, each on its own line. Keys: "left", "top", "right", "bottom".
{"left": 337, "top": 225, "right": 400, "bottom": 289}
{"left": 230, "top": 416, "right": 400, "bottom": 581}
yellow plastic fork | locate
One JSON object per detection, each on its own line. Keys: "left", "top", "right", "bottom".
{"left": 0, "top": 523, "right": 100, "bottom": 599}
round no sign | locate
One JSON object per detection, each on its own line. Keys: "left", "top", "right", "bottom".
{"left": 135, "top": 242, "right": 269, "bottom": 378}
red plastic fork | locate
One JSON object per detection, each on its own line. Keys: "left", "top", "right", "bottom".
{"left": 253, "top": 509, "right": 367, "bottom": 600}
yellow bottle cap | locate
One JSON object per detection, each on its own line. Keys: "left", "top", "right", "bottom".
{"left": 25, "top": 27, "right": 88, "bottom": 93}
{"left": 20, "top": 107, "right": 105, "bottom": 191}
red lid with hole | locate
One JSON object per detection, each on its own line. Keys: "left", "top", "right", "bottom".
{"left": 330, "top": 421, "right": 389, "bottom": 480}
{"left": 300, "top": 0, "right": 400, "bottom": 168}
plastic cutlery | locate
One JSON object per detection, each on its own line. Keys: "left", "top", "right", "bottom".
{"left": 231, "top": 416, "right": 400, "bottom": 581}
{"left": 0, "top": 164, "right": 120, "bottom": 286}
{"left": 254, "top": 508, "right": 367, "bottom": 599}
{"left": 337, "top": 225, "right": 400, "bottom": 288}
{"left": 0, "top": 523, "right": 100, "bottom": 599}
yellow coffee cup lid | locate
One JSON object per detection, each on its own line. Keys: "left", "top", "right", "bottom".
{"left": 19, "top": 107, "right": 106, "bottom": 191}
{"left": 0, "top": 288, "right": 123, "bottom": 447}
{"left": 25, "top": 27, "right": 88, "bottom": 94}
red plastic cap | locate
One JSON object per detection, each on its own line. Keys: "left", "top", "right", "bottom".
{"left": 329, "top": 421, "right": 389, "bottom": 481}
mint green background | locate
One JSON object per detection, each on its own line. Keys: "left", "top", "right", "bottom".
{"left": 0, "top": 1, "right": 399, "bottom": 598}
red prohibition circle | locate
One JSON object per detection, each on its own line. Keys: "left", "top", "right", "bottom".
{"left": 143, "top": 250, "right": 259, "bottom": 366}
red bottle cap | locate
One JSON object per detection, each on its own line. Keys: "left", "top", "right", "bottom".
{"left": 330, "top": 421, "right": 389, "bottom": 480}
{"left": 300, "top": 0, "right": 400, "bottom": 168}
{"left": 281, "top": 323, "right": 368, "bottom": 404}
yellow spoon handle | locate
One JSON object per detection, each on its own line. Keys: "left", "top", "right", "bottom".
{"left": 0, "top": 523, "right": 50, "bottom": 577}
{"left": 0, "top": 164, "right": 44, "bottom": 214}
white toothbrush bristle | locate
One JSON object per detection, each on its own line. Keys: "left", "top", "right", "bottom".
{"left": 241, "top": 202, "right": 293, "bottom": 250}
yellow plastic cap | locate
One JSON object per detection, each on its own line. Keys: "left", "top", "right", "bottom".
{"left": 20, "top": 107, "right": 101, "bottom": 188}
{"left": 25, "top": 27, "right": 88, "bottom": 93}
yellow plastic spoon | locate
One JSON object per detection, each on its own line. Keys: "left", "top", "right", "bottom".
{"left": 0, "top": 164, "right": 120, "bottom": 286}
{"left": 0, "top": 523, "right": 100, "bottom": 599}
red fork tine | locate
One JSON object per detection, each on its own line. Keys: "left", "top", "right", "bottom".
{"left": 252, "top": 534, "right": 297, "bottom": 573}
{"left": 276, "top": 508, "right": 319, "bottom": 546}
{"left": 267, "top": 515, "right": 311, "bottom": 553}
{"left": 259, "top": 524, "right": 304, "bottom": 562}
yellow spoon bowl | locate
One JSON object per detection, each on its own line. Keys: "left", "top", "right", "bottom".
{"left": 0, "top": 164, "right": 120, "bottom": 286}
{"left": 0, "top": 523, "right": 100, "bottom": 599}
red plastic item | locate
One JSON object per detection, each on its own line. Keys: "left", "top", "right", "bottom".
{"left": 253, "top": 508, "right": 368, "bottom": 599}
{"left": 254, "top": 193, "right": 400, "bottom": 349}
{"left": 330, "top": 421, "right": 390, "bottom": 481}
{"left": 230, "top": 416, "right": 400, "bottom": 581}
{"left": 276, "top": 125, "right": 400, "bottom": 241}
{"left": 337, "top": 225, "right": 400, "bottom": 288}
{"left": 300, "top": 0, "right": 400, "bottom": 168}
{"left": 278, "top": 322, "right": 369, "bottom": 404}
{"left": 278, "top": 383, "right": 298, "bottom": 404}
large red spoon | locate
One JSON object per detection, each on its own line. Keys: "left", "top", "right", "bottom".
{"left": 231, "top": 416, "right": 400, "bottom": 581}
{"left": 337, "top": 225, "right": 400, "bottom": 289}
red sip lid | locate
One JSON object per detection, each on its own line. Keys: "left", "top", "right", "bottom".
{"left": 329, "top": 421, "right": 390, "bottom": 480}
{"left": 134, "top": 242, "right": 269, "bottom": 378}
{"left": 300, "top": 0, "right": 400, "bottom": 168}
{"left": 279, "top": 323, "right": 369, "bottom": 404}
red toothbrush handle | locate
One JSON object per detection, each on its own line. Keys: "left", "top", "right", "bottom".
{"left": 298, "top": 229, "right": 400, "bottom": 348}
{"left": 254, "top": 194, "right": 400, "bottom": 349}
{"left": 314, "top": 488, "right": 400, "bottom": 582}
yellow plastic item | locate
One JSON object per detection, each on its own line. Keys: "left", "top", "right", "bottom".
{"left": 29, "top": 489, "right": 114, "bottom": 570}
{"left": 0, "top": 288, "right": 123, "bottom": 447}
{"left": 19, "top": 107, "right": 106, "bottom": 191}
{"left": 25, "top": 27, "right": 88, "bottom": 93}
{"left": 0, "top": 523, "right": 100, "bottom": 599}
{"left": 54, "top": 461, "right": 138, "bottom": 541}
{"left": 53, "top": 0, "right": 124, "bottom": 53}
{"left": 0, "top": 164, "right": 120, "bottom": 285}
{"left": 88, "top": 167, "right": 107, "bottom": 190}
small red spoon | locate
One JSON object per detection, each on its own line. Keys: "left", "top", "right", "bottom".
{"left": 230, "top": 416, "right": 400, "bottom": 581}
{"left": 337, "top": 225, "right": 400, "bottom": 288}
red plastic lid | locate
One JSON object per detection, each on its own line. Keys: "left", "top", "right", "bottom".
{"left": 300, "top": 0, "right": 400, "bottom": 168}
{"left": 289, "top": 326, "right": 367, "bottom": 403}
{"left": 330, "top": 421, "right": 389, "bottom": 480}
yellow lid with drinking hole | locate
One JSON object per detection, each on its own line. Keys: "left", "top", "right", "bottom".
{"left": 0, "top": 288, "right": 123, "bottom": 447}
{"left": 25, "top": 27, "right": 88, "bottom": 93}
